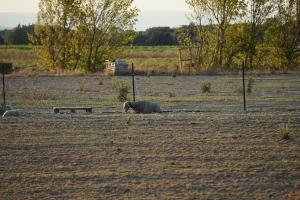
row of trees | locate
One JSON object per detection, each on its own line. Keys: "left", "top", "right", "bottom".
{"left": 0, "top": 24, "right": 34, "bottom": 45}
{"left": 133, "top": 27, "right": 178, "bottom": 45}
{"left": 181, "top": 0, "right": 299, "bottom": 70}
{"left": 0, "top": 25, "right": 179, "bottom": 46}
{"left": 0, "top": 0, "right": 299, "bottom": 71}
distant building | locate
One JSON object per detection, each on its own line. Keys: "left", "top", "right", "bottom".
{"left": 105, "top": 59, "right": 129, "bottom": 75}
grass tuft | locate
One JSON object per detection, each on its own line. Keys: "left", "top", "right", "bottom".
{"left": 168, "top": 92, "right": 176, "bottom": 98}
{"left": 279, "top": 123, "right": 292, "bottom": 140}
{"left": 201, "top": 81, "right": 212, "bottom": 93}
{"left": 247, "top": 77, "right": 254, "bottom": 93}
{"left": 110, "top": 79, "right": 130, "bottom": 102}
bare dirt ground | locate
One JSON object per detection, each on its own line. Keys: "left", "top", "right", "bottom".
{"left": 0, "top": 74, "right": 299, "bottom": 199}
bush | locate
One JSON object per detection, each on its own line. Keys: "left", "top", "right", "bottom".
{"left": 110, "top": 79, "right": 130, "bottom": 102}
{"left": 118, "top": 87, "right": 129, "bottom": 102}
{"left": 247, "top": 78, "right": 254, "bottom": 93}
{"left": 168, "top": 92, "right": 176, "bottom": 97}
{"left": 201, "top": 81, "right": 211, "bottom": 93}
{"left": 147, "top": 71, "right": 152, "bottom": 77}
{"left": 279, "top": 123, "right": 291, "bottom": 140}
{"left": 234, "top": 86, "right": 243, "bottom": 94}
{"left": 172, "top": 71, "right": 177, "bottom": 78}
{"left": 172, "top": 65, "right": 179, "bottom": 78}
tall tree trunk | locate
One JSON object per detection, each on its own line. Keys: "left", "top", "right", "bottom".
{"left": 297, "top": 0, "right": 300, "bottom": 48}
{"left": 219, "top": 27, "right": 225, "bottom": 68}
{"left": 86, "top": 27, "right": 97, "bottom": 71}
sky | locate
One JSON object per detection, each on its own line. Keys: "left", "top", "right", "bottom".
{"left": 0, "top": 0, "right": 190, "bottom": 12}
{"left": 0, "top": 0, "right": 39, "bottom": 13}
{"left": 0, "top": 0, "right": 191, "bottom": 30}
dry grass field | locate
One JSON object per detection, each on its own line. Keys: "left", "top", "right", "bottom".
{"left": 0, "top": 45, "right": 180, "bottom": 75}
{"left": 0, "top": 74, "right": 300, "bottom": 199}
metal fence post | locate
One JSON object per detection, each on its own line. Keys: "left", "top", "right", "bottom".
{"left": 2, "top": 66, "right": 5, "bottom": 105}
{"left": 131, "top": 63, "right": 136, "bottom": 102}
{"left": 242, "top": 61, "right": 246, "bottom": 111}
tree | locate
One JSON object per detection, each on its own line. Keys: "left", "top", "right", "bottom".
{"left": 32, "top": 0, "right": 82, "bottom": 69}
{"left": 265, "top": 0, "right": 299, "bottom": 69}
{"left": 79, "top": 0, "right": 138, "bottom": 71}
{"left": 244, "top": 0, "right": 273, "bottom": 69}
{"left": 186, "top": 0, "right": 245, "bottom": 68}
{"left": 31, "top": 0, "right": 138, "bottom": 71}
{"left": 133, "top": 27, "right": 178, "bottom": 46}
{"left": 176, "top": 21, "right": 213, "bottom": 70}
{"left": 133, "top": 31, "right": 147, "bottom": 45}
{"left": 145, "top": 27, "right": 177, "bottom": 45}
{"left": 223, "top": 23, "right": 247, "bottom": 69}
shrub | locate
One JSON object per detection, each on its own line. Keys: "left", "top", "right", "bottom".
{"left": 172, "top": 65, "right": 179, "bottom": 78}
{"left": 126, "top": 116, "right": 132, "bottom": 125}
{"left": 168, "top": 92, "right": 176, "bottom": 97}
{"left": 247, "top": 78, "right": 254, "bottom": 93}
{"left": 279, "top": 123, "right": 291, "bottom": 140}
{"left": 79, "top": 84, "right": 84, "bottom": 92}
{"left": 118, "top": 87, "right": 129, "bottom": 102}
{"left": 234, "top": 86, "right": 244, "bottom": 94}
{"left": 147, "top": 71, "right": 152, "bottom": 77}
{"left": 77, "top": 79, "right": 85, "bottom": 92}
{"left": 201, "top": 81, "right": 211, "bottom": 93}
{"left": 110, "top": 79, "right": 130, "bottom": 102}
{"left": 172, "top": 71, "right": 177, "bottom": 78}
{"left": 33, "top": 75, "right": 39, "bottom": 85}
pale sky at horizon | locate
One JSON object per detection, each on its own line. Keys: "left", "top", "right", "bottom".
{"left": 0, "top": 0, "right": 191, "bottom": 30}
{"left": 0, "top": 0, "right": 190, "bottom": 13}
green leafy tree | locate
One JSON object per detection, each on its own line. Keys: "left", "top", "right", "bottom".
{"left": 32, "top": 0, "right": 81, "bottom": 69}
{"left": 176, "top": 21, "right": 214, "bottom": 71}
{"left": 223, "top": 23, "right": 247, "bottom": 69}
{"left": 79, "top": 0, "right": 138, "bottom": 71}
{"left": 265, "top": 0, "right": 299, "bottom": 70}
{"left": 138, "top": 27, "right": 178, "bottom": 45}
{"left": 244, "top": 0, "right": 273, "bottom": 69}
{"left": 186, "top": 0, "right": 246, "bottom": 68}
{"left": 31, "top": 0, "right": 138, "bottom": 72}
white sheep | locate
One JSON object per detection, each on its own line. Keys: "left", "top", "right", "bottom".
{"left": 2, "top": 109, "right": 22, "bottom": 118}
{"left": 123, "top": 101, "right": 161, "bottom": 114}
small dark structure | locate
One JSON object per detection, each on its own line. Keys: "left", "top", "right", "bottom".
{"left": 105, "top": 59, "right": 129, "bottom": 75}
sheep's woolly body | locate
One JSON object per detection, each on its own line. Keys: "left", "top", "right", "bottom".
{"left": 123, "top": 101, "right": 161, "bottom": 114}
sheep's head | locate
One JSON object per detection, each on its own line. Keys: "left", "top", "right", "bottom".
{"left": 123, "top": 101, "right": 131, "bottom": 113}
